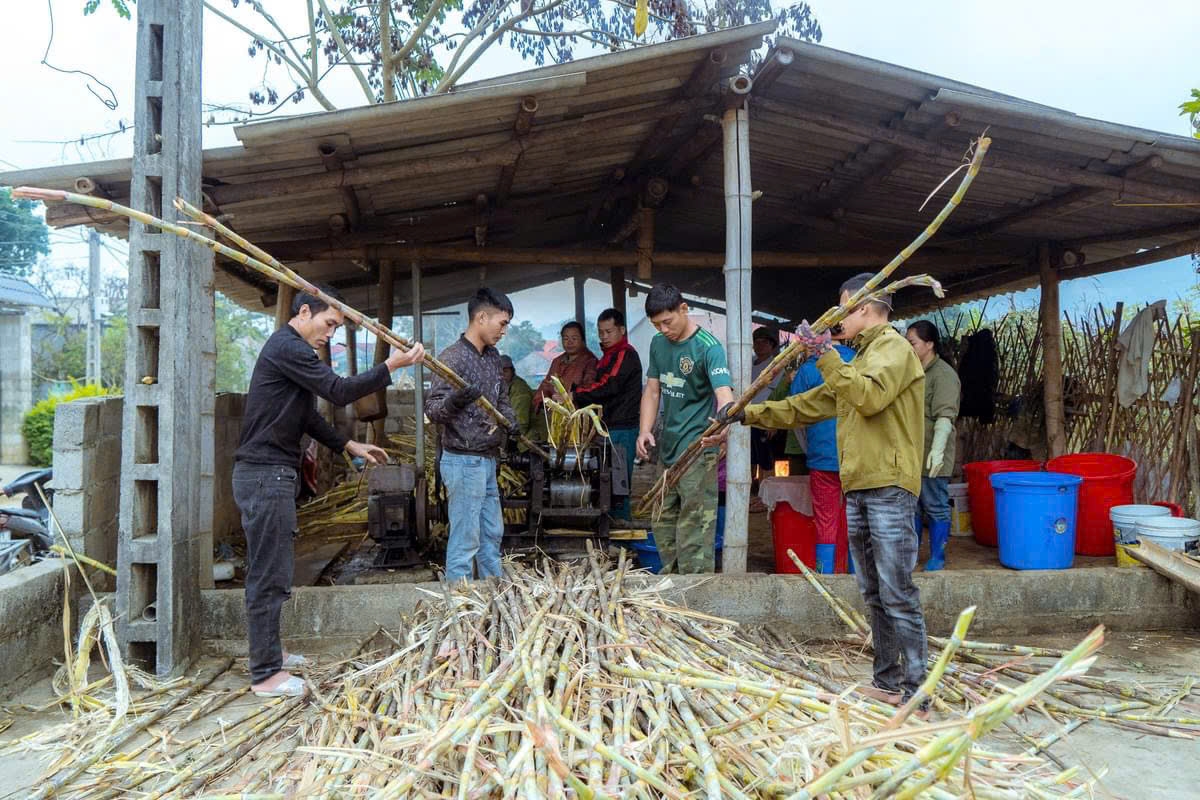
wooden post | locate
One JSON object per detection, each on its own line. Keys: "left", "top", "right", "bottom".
{"left": 371, "top": 259, "right": 395, "bottom": 443}
{"left": 1039, "top": 243, "right": 1067, "bottom": 459}
{"left": 609, "top": 266, "right": 626, "bottom": 317}
{"left": 274, "top": 285, "right": 296, "bottom": 330}
{"left": 345, "top": 323, "right": 357, "bottom": 375}
{"left": 412, "top": 259, "right": 425, "bottom": 468}
{"left": 636, "top": 207, "right": 655, "bottom": 280}
{"left": 574, "top": 275, "right": 586, "bottom": 327}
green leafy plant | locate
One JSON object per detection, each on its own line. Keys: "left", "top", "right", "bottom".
{"left": 22, "top": 382, "right": 117, "bottom": 467}
{"left": 83, "top": 0, "right": 134, "bottom": 19}
{"left": 1181, "top": 89, "right": 1200, "bottom": 139}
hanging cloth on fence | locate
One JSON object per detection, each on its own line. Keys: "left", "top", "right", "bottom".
{"left": 958, "top": 328, "right": 998, "bottom": 424}
{"left": 1116, "top": 300, "right": 1166, "bottom": 408}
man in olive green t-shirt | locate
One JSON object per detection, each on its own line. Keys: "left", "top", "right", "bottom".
{"left": 637, "top": 284, "right": 734, "bottom": 574}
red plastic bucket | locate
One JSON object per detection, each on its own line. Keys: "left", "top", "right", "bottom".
{"left": 1152, "top": 500, "right": 1184, "bottom": 518}
{"left": 963, "top": 460, "right": 1042, "bottom": 546}
{"left": 772, "top": 501, "right": 816, "bottom": 573}
{"left": 1045, "top": 454, "right": 1137, "bottom": 556}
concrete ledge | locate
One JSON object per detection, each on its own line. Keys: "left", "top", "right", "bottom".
{"left": 197, "top": 567, "right": 1200, "bottom": 644}
{"left": 0, "top": 561, "right": 68, "bottom": 697}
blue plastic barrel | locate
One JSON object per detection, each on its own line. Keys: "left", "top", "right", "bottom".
{"left": 990, "top": 472, "right": 1083, "bottom": 570}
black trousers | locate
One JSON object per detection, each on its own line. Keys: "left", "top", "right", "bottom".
{"left": 232, "top": 462, "right": 299, "bottom": 684}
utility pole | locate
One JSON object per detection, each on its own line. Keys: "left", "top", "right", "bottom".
{"left": 87, "top": 230, "right": 102, "bottom": 385}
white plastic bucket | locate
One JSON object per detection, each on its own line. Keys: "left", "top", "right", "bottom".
{"left": 1134, "top": 516, "right": 1200, "bottom": 554}
{"left": 948, "top": 482, "right": 972, "bottom": 537}
{"left": 1110, "top": 504, "right": 1170, "bottom": 545}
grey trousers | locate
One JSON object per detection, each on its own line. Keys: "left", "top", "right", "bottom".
{"left": 845, "top": 485, "right": 928, "bottom": 700}
{"left": 232, "top": 462, "right": 299, "bottom": 684}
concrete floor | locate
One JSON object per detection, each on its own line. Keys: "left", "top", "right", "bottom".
{"left": 0, "top": 629, "right": 1195, "bottom": 798}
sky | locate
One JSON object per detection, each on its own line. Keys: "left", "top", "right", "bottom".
{"left": 1, "top": 0, "right": 1196, "bottom": 320}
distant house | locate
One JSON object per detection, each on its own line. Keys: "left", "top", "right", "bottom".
{"left": 0, "top": 276, "right": 52, "bottom": 463}
{"left": 515, "top": 342, "right": 561, "bottom": 387}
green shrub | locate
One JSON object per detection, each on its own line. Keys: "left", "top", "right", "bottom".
{"left": 22, "top": 383, "right": 116, "bottom": 467}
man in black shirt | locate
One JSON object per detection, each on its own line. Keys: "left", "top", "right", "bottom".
{"left": 233, "top": 287, "right": 424, "bottom": 696}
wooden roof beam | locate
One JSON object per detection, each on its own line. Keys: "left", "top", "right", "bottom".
{"left": 953, "top": 155, "right": 1165, "bottom": 239}
{"left": 582, "top": 48, "right": 728, "bottom": 233}
{"left": 756, "top": 99, "right": 1200, "bottom": 206}
{"left": 277, "top": 242, "right": 1024, "bottom": 269}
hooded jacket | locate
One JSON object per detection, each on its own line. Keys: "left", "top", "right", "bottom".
{"left": 743, "top": 324, "right": 925, "bottom": 496}
{"left": 572, "top": 337, "right": 643, "bottom": 429}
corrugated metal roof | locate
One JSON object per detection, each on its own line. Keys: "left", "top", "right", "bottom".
{"left": 1, "top": 23, "right": 1197, "bottom": 321}
{"left": 0, "top": 276, "right": 52, "bottom": 309}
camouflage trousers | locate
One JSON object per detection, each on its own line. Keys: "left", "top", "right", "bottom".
{"left": 655, "top": 450, "right": 718, "bottom": 574}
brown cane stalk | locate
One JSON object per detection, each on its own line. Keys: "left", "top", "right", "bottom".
{"left": 635, "top": 136, "right": 992, "bottom": 517}
{"left": 8, "top": 187, "right": 551, "bottom": 463}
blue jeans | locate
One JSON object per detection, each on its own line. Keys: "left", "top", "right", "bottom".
{"left": 440, "top": 452, "right": 504, "bottom": 582}
{"left": 845, "top": 486, "right": 927, "bottom": 700}
{"left": 608, "top": 427, "right": 638, "bottom": 520}
{"left": 918, "top": 476, "right": 951, "bottom": 523}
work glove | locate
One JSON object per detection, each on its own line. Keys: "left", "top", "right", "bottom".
{"left": 449, "top": 384, "right": 482, "bottom": 411}
{"left": 715, "top": 402, "right": 745, "bottom": 426}
{"left": 505, "top": 417, "right": 522, "bottom": 438}
{"left": 926, "top": 417, "right": 954, "bottom": 475}
{"left": 796, "top": 320, "right": 832, "bottom": 356}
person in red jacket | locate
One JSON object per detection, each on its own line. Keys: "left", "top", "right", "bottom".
{"left": 573, "top": 308, "right": 643, "bottom": 520}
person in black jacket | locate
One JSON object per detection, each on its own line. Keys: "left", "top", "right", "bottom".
{"left": 572, "top": 308, "right": 643, "bottom": 520}
{"left": 234, "top": 286, "right": 425, "bottom": 697}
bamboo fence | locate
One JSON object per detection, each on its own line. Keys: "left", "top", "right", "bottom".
{"left": 956, "top": 303, "right": 1199, "bottom": 514}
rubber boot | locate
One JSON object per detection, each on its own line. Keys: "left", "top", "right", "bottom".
{"left": 925, "top": 520, "right": 950, "bottom": 572}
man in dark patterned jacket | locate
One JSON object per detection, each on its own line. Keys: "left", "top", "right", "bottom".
{"left": 425, "top": 288, "right": 520, "bottom": 582}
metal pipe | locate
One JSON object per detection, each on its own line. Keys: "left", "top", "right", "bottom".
{"left": 722, "top": 106, "right": 753, "bottom": 574}
{"left": 412, "top": 259, "right": 425, "bottom": 470}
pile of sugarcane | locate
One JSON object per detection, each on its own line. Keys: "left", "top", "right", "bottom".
{"left": 9, "top": 551, "right": 1199, "bottom": 799}
{"left": 542, "top": 376, "right": 609, "bottom": 455}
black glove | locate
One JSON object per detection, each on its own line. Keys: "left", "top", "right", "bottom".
{"left": 505, "top": 418, "right": 522, "bottom": 438}
{"left": 450, "top": 384, "right": 482, "bottom": 411}
{"left": 716, "top": 402, "right": 745, "bottom": 426}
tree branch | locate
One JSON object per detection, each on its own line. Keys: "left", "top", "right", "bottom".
{"left": 438, "top": 0, "right": 569, "bottom": 92}
{"left": 316, "top": 0, "right": 378, "bottom": 104}
{"left": 203, "top": 0, "right": 337, "bottom": 110}
{"left": 379, "top": 0, "right": 394, "bottom": 102}
{"left": 249, "top": 1, "right": 309, "bottom": 76}
{"left": 305, "top": 0, "right": 319, "bottom": 82}
{"left": 393, "top": 0, "right": 447, "bottom": 68}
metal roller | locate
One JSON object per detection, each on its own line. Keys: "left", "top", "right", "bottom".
{"left": 548, "top": 448, "right": 599, "bottom": 472}
{"left": 548, "top": 479, "right": 591, "bottom": 508}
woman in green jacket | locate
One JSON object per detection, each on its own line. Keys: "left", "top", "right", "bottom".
{"left": 905, "top": 321, "right": 961, "bottom": 572}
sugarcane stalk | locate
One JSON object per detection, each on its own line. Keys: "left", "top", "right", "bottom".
{"left": 9, "top": 187, "right": 550, "bottom": 463}
{"left": 29, "top": 658, "right": 233, "bottom": 800}
{"left": 636, "top": 136, "right": 991, "bottom": 517}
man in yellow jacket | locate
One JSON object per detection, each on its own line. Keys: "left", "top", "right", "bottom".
{"left": 718, "top": 273, "right": 928, "bottom": 709}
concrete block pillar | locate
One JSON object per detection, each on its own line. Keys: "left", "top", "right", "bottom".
{"left": 0, "top": 312, "right": 32, "bottom": 464}
{"left": 116, "top": 0, "right": 214, "bottom": 676}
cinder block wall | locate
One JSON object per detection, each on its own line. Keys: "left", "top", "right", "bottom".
{"left": 383, "top": 388, "right": 416, "bottom": 437}
{"left": 50, "top": 394, "right": 247, "bottom": 571}
{"left": 52, "top": 396, "right": 123, "bottom": 589}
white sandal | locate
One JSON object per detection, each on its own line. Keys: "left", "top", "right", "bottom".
{"left": 253, "top": 675, "right": 308, "bottom": 698}
{"left": 282, "top": 652, "right": 311, "bottom": 669}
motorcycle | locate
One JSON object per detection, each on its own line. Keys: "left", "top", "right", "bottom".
{"left": 0, "top": 468, "right": 55, "bottom": 556}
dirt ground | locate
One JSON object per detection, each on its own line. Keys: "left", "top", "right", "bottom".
{"left": 1, "top": 629, "right": 1195, "bottom": 798}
